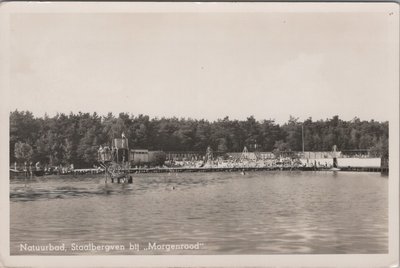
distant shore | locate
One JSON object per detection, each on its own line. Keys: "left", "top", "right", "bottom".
{"left": 10, "top": 165, "right": 388, "bottom": 180}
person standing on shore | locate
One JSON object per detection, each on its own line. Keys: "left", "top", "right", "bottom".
{"left": 23, "top": 161, "right": 28, "bottom": 178}
{"left": 98, "top": 145, "right": 103, "bottom": 162}
{"left": 35, "top": 161, "right": 41, "bottom": 171}
{"left": 28, "top": 161, "right": 34, "bottom": 178}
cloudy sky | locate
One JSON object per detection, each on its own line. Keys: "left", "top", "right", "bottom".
{"left": 7, "top": 3, "right": 399, "bottom": 123}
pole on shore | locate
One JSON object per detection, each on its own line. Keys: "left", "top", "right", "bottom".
{"left": 302, "top": 124, "right": 305, "bottom": 154}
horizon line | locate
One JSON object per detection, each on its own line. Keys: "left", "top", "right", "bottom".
{"left": 9, "top": 109, "right": 389, "bottom": 124}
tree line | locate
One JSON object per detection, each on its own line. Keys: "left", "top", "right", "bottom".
{"left": 10, "top": 110, "right": 388, "bottom": 168}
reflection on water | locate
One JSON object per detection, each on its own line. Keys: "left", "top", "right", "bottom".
{"left": 10, "top": 171, "right": 388, "bottom": 255}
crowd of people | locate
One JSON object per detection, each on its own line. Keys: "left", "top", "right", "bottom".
{"left": 166, "top": 157, "right": 308, "bottom": 169}
{"left": 11, "top": 154, "right": 339, "bottom": 178}
{"left": 11, "top": 161, "right": 106, "bottom": 177}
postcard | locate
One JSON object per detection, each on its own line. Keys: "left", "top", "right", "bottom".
{"left": 0, "top": 2, "right": 398, "bottom": 267}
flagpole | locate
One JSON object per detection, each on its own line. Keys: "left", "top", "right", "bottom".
{"left": 302, "top": 124, "right": 305, "bottom": 154}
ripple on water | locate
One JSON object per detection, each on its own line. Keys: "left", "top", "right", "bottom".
{"left": 10, "top": 172, "right": 388, "bottom": 255}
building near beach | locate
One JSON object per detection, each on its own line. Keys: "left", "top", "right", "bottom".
{"left": 130, "top": 149, "right": 166, "bottom": 165}
{"left": 130, "top": 149, "right": 149, "bottom": 164}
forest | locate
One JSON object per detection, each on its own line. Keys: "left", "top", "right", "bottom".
{"left": 10, "top": 110, "right": 388, "bottom": 168}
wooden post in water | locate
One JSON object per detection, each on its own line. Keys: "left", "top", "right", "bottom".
{"left": 381, "top": 155, "right": 389, "bottom": 174}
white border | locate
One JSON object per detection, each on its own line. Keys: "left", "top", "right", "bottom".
{"left": 0, "top": 2, "right": 398, "bottom": 267}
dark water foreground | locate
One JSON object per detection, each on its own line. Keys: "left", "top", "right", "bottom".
{"left": 10, "top": 171, "right": 388, "bottom": 255}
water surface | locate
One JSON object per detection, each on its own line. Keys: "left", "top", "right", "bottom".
{"left": 10, "top": 171, "right": 388, "bottom": 255}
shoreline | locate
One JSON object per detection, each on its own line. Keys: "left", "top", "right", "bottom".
{"left": 128, "top": 166, "right": 387, "bottom": 173}
{"left": 10, "top": 165, "right": 388, "bottom": 179}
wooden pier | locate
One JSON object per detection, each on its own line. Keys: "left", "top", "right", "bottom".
{"left": 10, "top": 165, "right": 389, "bottom": 179}
{"left": 338, "top": 166, "right": 388, "bottom": 173}
{"left": 126, "top": 166, "right": 388, "bottom": 174}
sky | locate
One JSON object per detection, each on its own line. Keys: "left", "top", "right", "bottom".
{"left": 7, "top": 4, "right": 399, "bottom": 124}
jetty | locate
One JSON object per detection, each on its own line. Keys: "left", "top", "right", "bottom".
{"left": 129, "top": 166, "right": 388, "bottom": 173}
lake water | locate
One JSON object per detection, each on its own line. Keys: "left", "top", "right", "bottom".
{"left": 10, "top": 171, "right": 388, "bottom": 255}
